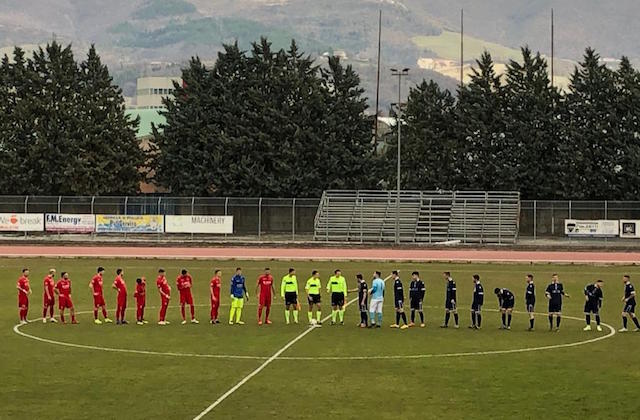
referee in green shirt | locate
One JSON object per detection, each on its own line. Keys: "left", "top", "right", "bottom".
{"left": 281, "top": 268, "right": 299, "bottom": 324}
{"left": 305, "top": 270, "right": 322, "bottom": 325}
{"left": 327, "top": 269, "right": 347, "bottom": 325}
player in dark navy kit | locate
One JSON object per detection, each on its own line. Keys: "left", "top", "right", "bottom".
{"left": 620, "top": 275, "right": 640, "bottom": 332}
{"left": 390, "top": 271, "right": 409, "bottom": 329}
{"left": 545, "top": 274, "right": 570, "bottom": 331}
{"left": 348, "top": 273, "right": 369, "bottom": 328}
{"left": 583, "top": 280, "right": 604, "bottom": 331}
{"left": 525, "top": 274, "right": 536, "bottom": 331}
{"left": 470, "top": 274, "right": 484, "bottom": 329}
{"left": 409, "top": 271, "right": 426, "bottom": 327}
{"left": 441, "top": 272, "right": 459, "bottom": 328}
{"left": 494, "top": 287, "right": 515, "bottom": 330}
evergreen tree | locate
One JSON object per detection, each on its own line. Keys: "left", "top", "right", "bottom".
{"left": 455, "top": 52, "right": 507, "bottom": 190}
{"left": 76, "top": 45, "right": 145, "bottom": 195}
{"left": 566, "top": 48, "right": 620, "bottom": 199}
{"left": 612, "top": 57, "right": 640, "bottom": 199}
{"left": 153, "top": 38, "right": 374, "bottom": 197}
{"left": 384, "top": 80, "right": 457, "bottom": 190}
{"left": 0, "top": 42, "right": 144, "bottom": 195}
{"left": 503, "top": 47, "right": 566, "bottom": 198}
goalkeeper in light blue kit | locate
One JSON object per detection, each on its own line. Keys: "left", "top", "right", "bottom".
{"left": 368, "top": 271, "right": 385, "bottom": 328}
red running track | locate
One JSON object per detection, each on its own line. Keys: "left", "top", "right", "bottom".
{"left": 0, "top": 245, "right": 639, "bottom": 264}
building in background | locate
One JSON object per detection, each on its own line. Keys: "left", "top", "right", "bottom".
{"left": 133, "top": 76, "right": 182, "bottom": 109}
{"left": 124, "top": 108, "right": 167, "bottom": 193}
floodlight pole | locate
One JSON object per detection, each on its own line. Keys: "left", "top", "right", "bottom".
{"left": 391, "top": 68, "right": 409, "bottom": 244}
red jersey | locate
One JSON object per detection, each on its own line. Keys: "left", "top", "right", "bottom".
{"left": 177, "top": 274, "right": 193, "bottom": 292}
{"left": 257, "top": 274, "right": 274, "bottom": 296}
{"left": 91, "top": 274, "right": 104, "bottom": 297}
{"left": 210, "top": 276, "right": 221, "bottom": 299}
{"left": 43, "top": 275, "right": 55, "bottom": 298}
{"left": 113, "top": 275, "right": 127, "bottom": 296}
{"left": 17, "top": 276, "right": 30, "bottom": 297}
{"left": 157, "top": 275, "right": 170, "bottom": 296}
{"left": 134, "top": 282, "right": 146, "bottom": 301}
{"left": 56, "top": 279, "right": 72, "bottom": 297}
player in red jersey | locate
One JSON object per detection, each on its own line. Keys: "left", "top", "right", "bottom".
{"left": 90, "top": 266, "right": 112, "bottom": 325}
{"left": 17, "top": 268, "right": 32, "bottom": 324}
{"left": 112, "top": 268, "right": 128, "bottom": 325}
{"left": 156, "top": 268, "right": 171, "bottom": 325}
{"left": 177, "top": 269, "right": 198, "bottom": 324}
{"left": 134, "top": 277, "right": 147, "bottom": 325}
{"left": 210, "top": 269, "right": 222, "bottom": 324}
{"left": 42, "top": 269, "right": 57, "bottom": 323}
{"left": 55, "top": 272, "right": 77, "bottom": 324}
{"left": 256, "top": 267, "right": 276, "bottom": 325}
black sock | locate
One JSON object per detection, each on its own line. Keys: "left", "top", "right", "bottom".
{"left": 401, "top": 312, "right": 407, "bottom": 325}
{"left": 396, "top": 312, "right": 400, "bottom": 325}
{"left": 453, "top": 313, "right": 459, "bottom": 325}
{"left": 507, "top": 314, "right": 512, "bottom": 326}
{"left": 633, "top": 317, "right": 640, "bottom": 328}
{"left": 501, "top": 313, "right": 506, "bottom": 326}
{"left": 530, "top": 318, "right": 534, "bottom": 329}
{"left": 595, "top": 315, "right": 600, "bottom": 325}
{"left": 410, "top": 310, "right": 415, "bottom": 323}
{"left": 623, "top": 317, "right": 628, "bottom": 328}
{"left": 471, "top": 312, "right": 476, "bottom": 326}
{"left": 549, "top": 315, "right": 553, "bottom": 328}
{"left": 361, "top": 311, "right": 367, "bottom": 325}
{"left": 445, "top": 312, "right": 450, "bottom": 325}
{"left": 586, "top": 314, "right": 591, "bottom": 325}
{"left": 477, "top": 314, "right": 482, "bottom": 327}
{"left": 419, "top": 311, "right": 424, "bottom": 323}
{"left": 556, "top": 316, "right": 561, "bottom": 328}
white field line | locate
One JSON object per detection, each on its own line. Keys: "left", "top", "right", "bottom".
{"left": 191, "top": 275, "right": 393, "bottom": 419}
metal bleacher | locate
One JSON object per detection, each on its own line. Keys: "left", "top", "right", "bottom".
{"left": 313, "top": 190, "right": 520, "bottom": 244}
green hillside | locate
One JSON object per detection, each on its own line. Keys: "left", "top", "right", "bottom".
{"left": 413, "top": 30, "right": 522, "bottom": 62}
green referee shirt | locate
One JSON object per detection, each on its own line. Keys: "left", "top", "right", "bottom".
{"left": 281, "top": 274, "right": 298, "bottom": 297}
{"left": 305, "top": 277, "right": 322, "bottom": 295}
{"left": 326, "top": 275, "right": 347, "bottom": 296}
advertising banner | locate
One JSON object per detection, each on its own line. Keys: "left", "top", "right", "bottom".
{"left": 165, "top": 215, "right": 233, "bottom": 234}
{"left": 564, "top": 219, "right": 619, "bottom": 237}
{"left": 0, "top": 213, "right": 44, "bottom": 231}
{"left": 619, "top": 220, "right": 640, "bottom": 238}
{"left": 45, "top": 213, "right": 95, "bottom": 233}
{"left": 95, "top": 215, "right": 164, "bottom": 233}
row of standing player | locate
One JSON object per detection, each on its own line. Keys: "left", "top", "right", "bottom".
{"left": 16, "top": 267, "right": 640, "bottom": 332}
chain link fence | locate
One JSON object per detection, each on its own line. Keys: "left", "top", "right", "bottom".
{"left": 0, "top": 196, "right": 320, "bottom": 241}
{"left": 520, "top": 200, "right": 640, "bottom": 238}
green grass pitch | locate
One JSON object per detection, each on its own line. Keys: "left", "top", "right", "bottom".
{"left": 2, "top": 257, "right": 639, "bottom": 419}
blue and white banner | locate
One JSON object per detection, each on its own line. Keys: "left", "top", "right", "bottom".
{"left": 96, "top": 215, "right": 164, "bottom": 233}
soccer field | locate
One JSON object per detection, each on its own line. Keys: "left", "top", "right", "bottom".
{"left": 2, "top": 257, "right": 639, "bottom": 419}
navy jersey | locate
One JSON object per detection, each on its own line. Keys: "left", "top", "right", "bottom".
{"left": 446, "top": 279, "right": 457, "bottom": 302}
{"left": 358, "top": 281, "right": 369, "bottom": 306}
{"left": 473, "top": 282, "right": 484, "bottom": 305}
{"left": 546, "top": 282, "right": 565, "bottom": 303}
{"left": 497, "top": 288, "right": 514, "bottom": 304}
{"left": 525, "top": 283, "right": 536, "bottom": 305}
{"left": 409, "top": 279, "right": 426, "bottom": 301}
{"left": 624, "top": 282, "right": 636, "bottom": 304}
{"left": 393, "top": 278, "right": 404, "bottom": 301}
{"left": 584, "top": 284, "right": 603, "bottom": 306}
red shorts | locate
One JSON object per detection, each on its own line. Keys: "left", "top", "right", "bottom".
{"left": 161, "top": 296, "right": 170, "bottom": 306}
{"left": 117, "top": 294, "right": 127, "bottom": 307}
{"left": 93, "top": 294, "right": 106, "bottom": 307}
{"left": 259, "top": 294, "right": 272, "bottom": 307}
{"left": 59, "top": 296, "right": 73, "bottom": 309}
{"left": 18, "top": 295, "right": 29, "bottom": 307}
{"left": 136, "top": 299, "right": 145, "bottom": 308}
{"left": 180, "top": 291, "right": 193, "bottom": 305}
{"left": 43, "top": 296, "right": 55, "bottom": 307}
